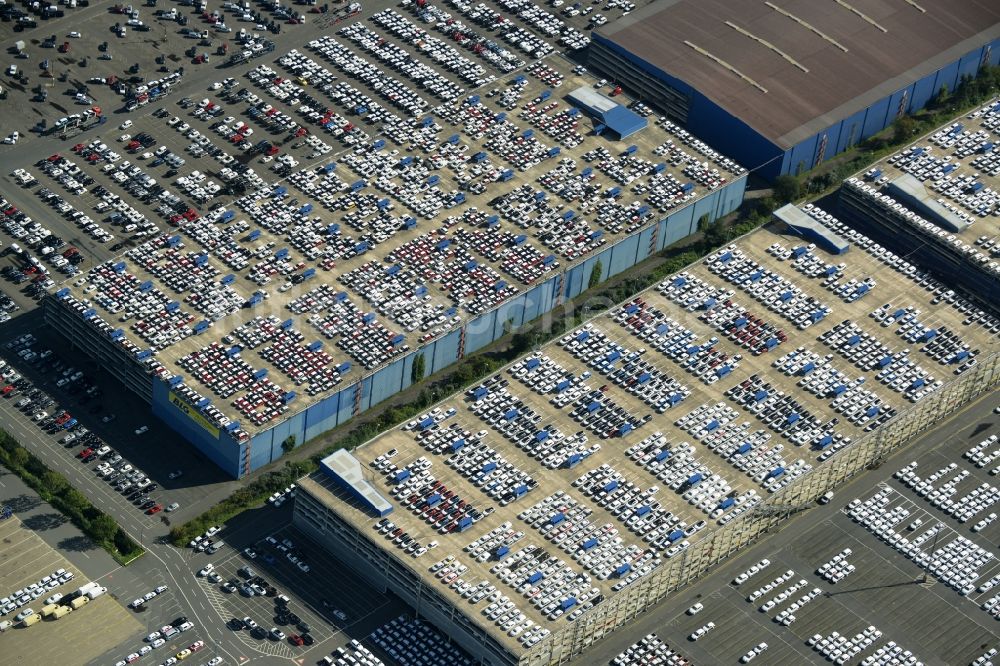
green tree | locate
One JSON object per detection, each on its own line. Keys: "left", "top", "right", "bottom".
{"left": 892, "top": 116, "right": 919, "bottom": 144}
{"left": 62, "top": 488, "right": 91, "bottom": 513}
{"left": 588, "top": 260, "right": 603, "bottom": 289}
{"left": 931, "top": 84, "right": 949, "bottom": 108}
{"left": 771, "top": 175, "right": 800, "bottom": 204}
{"left": 502, "top": 318, "right": 515, "bottom": 338}
{"left": 702, "top": 218, "right": 728, "bottom": 246}
{"left": 410, "top": 353, "right": 426, "bottom": 384}
{"left": 89, "top": 514, "right": 119, "bottom": 544}
{"left": 8, "top": 446, "right": 29, "bottom": 469}
{"left": 281, "top": 435, "right": 297, "bottom": 454}
{"left": 43, "top": 470, "right": 69, "bottom": 495}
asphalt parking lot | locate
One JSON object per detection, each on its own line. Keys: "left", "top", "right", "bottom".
{"left": 187, "top": 519, "right": 409, "bottom": 662}
{"left": 0, "top": 313, "right": 243, "bottom": 525}
{"left": 0, "top": 512, "right": 141, "bottom": 664}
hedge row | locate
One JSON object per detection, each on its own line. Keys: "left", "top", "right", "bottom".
{"left": 0, "top": 429, "right": 144, "bottom": 565}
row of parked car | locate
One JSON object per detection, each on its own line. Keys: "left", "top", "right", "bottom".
{"left": 562, "top": 325, "right": 690, "bottom": 413}
{"left": 610, "top": 298, "right": 742, "bottom": 386}
{"left": 521, "top": 489, "right": 660, "bottom": 584}
{"left": 894, "top": 459, "right": 999, "bottom": 524}
{"left": 805, "top": 200, "right": 1000, "bottom": 334}
{"left": 847, "top": 487, "right": 995, "bottom": 597}
{"left": 370, "top": 615, "right": 475, "bottom": 666}
{"left": 610, "top": 633, "right": 691, "bottom": 666}
{"left": 3, "top": 338, "right": 171, "bottom": 521}
{"left": 0, "top": 568, "right": 74, "bottom": 617}
{"left": 468, "top": 379, "right": 597, "bottom": 470}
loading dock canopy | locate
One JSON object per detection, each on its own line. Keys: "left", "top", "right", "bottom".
{"left": 320, "top": 450, "right": 393, "bottom": 517}
{"left": 773, "top": 204, "right": 849, "bottom": 255}
{"left": 566, "top": 86, "right": 647, "bottom": 139}
{"left": 885, "top": 174, "right": 969, "bottom": 233}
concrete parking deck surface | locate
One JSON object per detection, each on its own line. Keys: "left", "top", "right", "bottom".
{"left": 857, "top": 98, "right": 1000, "bottom": 244}
{"left": 309, "top": 216, "right": 998, "bottom": 656}
{"left": 35, "top": 48, "right": 742, "bottom": 437}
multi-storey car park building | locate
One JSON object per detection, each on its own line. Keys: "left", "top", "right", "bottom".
{"left": 588, "top": 0, "right": 1000, "bottom": 179}
{"left": 293, "top": 208, "right": 998, "bottom": 665}
{"left": 838, "top": 97, "right": 1000, "bottom": 314}
{"left": 41, "top": 57, "right": 746, "bottom": 479}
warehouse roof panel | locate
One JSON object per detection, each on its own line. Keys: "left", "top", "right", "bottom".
{"left": 595, "top": 0, "right": 1000, "bottom": 148}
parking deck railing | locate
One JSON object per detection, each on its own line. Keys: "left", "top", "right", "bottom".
{"left": 525, "top": 350, "right": 1000, "bottom": 665}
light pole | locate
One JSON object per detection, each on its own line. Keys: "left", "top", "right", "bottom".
{"left": 921, "top": 527, "right": 942, "bottom": 585}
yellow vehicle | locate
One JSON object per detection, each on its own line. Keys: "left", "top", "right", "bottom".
{"left": 20, "top": 614, "right": 41, "bottom": 627}
{"left": 295, "top": 76, "right": 308, "bottom": 86}
{"left": 40, "top": 603, "right": 59, "bottom": 617}
{"left": 50, "top": 605, "right": 72, "bottom": 619}
{"left": 69, "top": 596, "right": 89, "bottom": 610}
{"left": 176, "top": 649, "right": 192, "bottom": 660}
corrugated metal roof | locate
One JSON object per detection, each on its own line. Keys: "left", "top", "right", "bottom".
{"left": 567, "top": 86, "right": 648, "bottom": 138}
{"left": 567, "top": 85, "right": 619, "bottom": 113}
{"left": 596, "top": 0, "right": 1000, "bottom": 148}
{"left": 886, "top": 173, "right": 969, "bottom": 233}
{"left": 773, "top": 203, "right": 850, "bottom": 254}
{"left": 320, "top": 449, "right": 393, "bottom": 515}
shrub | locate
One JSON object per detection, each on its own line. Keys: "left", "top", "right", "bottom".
{"left": 0, "top": 429, "right": 143, "bottom": 564}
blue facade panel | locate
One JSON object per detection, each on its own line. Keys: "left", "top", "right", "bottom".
{"left": 400, "top": 352, "right": 419, "bottom": 388}
{"left": 359, "top": 376, "right": 374, "bottom": 412}
{"left": 787, "top": 135, "right": 819, "bottom": 176}
{"left": 835, "top": 109, "right": 868, "bottom": 154}
{"left": 609, "top": 233, "right": 639, "bottom": 277}
{"left": 910, "top": 72, "right": 937, "bottom": 111}
{"left": 431, "top": 329, "right": 461, "bottom": 372}
{"left": 369, "top": 359, "right": 406, "bottom": 407}
{"left": 958, "top": 50, "right": 983, "bottom": 78}
{"left": 691, "top": 191, "right": 722, "bottom": 228}
{"left": 654, "top": 217, "right": 670, "bottom": 252}
{"left": 465, "top": 311, "right": 496, "bottom": 355}
{"left": 303, "top": 391, "right": 340, "bottom": 442}
{"left": 720, "top": 175, "right": 747, "bottom": 215}
{"left": 565, "top": 263, "right": 586, "bottom": 300}
{"left": 663, "top": 204, "right": 695, "bottom": 246}
{"left": 336, "top": 385, "right": 355, "bottom": 424}
{"left": 636, "top": 226, "right": 655, "bottom": 262}
{"left": 248, "top": 430, "right": 273, "bottom": 471}
{"left": 933, "top": 61, "right": 962, "bottom": 102}
{"left": 862, "top": 96, "right": 892, "bottom": 140}
{"left": 521, "top": 283, "right": 545, "bottom": 322}
{"left": 151, "top": 377, "right": 244, "bottom": 477}
{"left": 588, "top": 249, "right": 613, "bottom": 287}
{"left": 495, "top": 296, "right": 526, "bottom": 331}
{"left": 884, "top": 89, "right": 910, "bottom": 126}
{"left": 268, "top": 416, "right": 295, "bottom": 458}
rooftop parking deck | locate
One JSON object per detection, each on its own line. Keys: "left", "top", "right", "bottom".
{"left": 853, "top": 97, "right": 1000, "bottom": 273}
{"left": 302, "top": 210, "right": 999, "bottom": 653}
{"left": 41, "top": 46, "right": 745, "bottom": 440}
